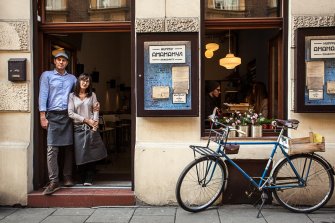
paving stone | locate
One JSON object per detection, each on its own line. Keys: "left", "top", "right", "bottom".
{"left": 218, "top": 205, "right": 266, "bottom": 223}
{"left": 0, "top": 208, "right": 17, "bottom": 220}
{"left": 41, "top": 215, "right": 89, "bottom": 223}
{"left": 130, "top": 215, "right": 174, "bottom": 223}
{"left": 52, "top": 208, "right": 95, "bottom": 216}
{"left": 86, "top": 207, "right": 135, "bottom": 223}
{"left": 134, "top": 207, "right": 176, "bottom": 216}
{"left": 0, "top": 208, "right": 55, "bottom": 223}
{"left": 176, "top": 208, "right": 220, "bottom": 223}
{"left": 261, "top": 208, "right": 312, "bottom": 223}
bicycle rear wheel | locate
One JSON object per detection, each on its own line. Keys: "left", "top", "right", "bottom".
{"left": 272, "top": 154, "right": 334, "bottom": 213}
{"left": 175, "top": 156, "right": 227, "bottom": 212}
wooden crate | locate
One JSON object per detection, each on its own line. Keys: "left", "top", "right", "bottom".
{"left": 225, "top": 103, "right": 250, "bottom": 112}
{"left": 287, "top": 132, "right": 325, "bottom": 155}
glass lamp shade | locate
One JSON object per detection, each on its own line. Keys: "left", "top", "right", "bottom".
{"left": 204, "top": 50, "right": 214, "bottom": 58}
{"left": 219, "top": 53, "right": 241, "bottom": 69}
{"left": 205, "top": 43, "right": 219, "bottom": 51}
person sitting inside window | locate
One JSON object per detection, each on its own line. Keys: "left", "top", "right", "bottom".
{"left": 205, "top": 80, "right": 221, "bottom": 118}
{"left": 248, "top": 82, "right": 268, "bottom": 118}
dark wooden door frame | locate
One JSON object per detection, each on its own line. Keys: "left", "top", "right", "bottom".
{"left": 32, "top": 0, "right": 135, "bottom": 190}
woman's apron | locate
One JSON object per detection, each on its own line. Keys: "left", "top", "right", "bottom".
{"left": 73, "top": 124, "right": 107, "bottom": 165}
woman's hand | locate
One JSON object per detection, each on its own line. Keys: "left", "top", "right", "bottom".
{"left": 84, "top": 118, "right": 98, "bottom": 129}
{"left": 93, "top": 102, "right": 100, "bottom": 112}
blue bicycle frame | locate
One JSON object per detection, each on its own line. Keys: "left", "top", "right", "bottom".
{"left": 213, "top": 127, "right": 309, "bottom": 191}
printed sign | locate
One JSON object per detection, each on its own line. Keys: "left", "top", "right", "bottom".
{"left": 173, "top": 93, "right": 187, "bottom": 103}
{"left": 149, "top": 45, "right": 186, "bottom": 64}
{"left": 311, "top": 39, "right": 335, "bottom": 58}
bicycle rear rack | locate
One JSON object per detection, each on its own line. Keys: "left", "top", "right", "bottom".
{"left": 189, "top": 145, "right": 222, "bottom": 157}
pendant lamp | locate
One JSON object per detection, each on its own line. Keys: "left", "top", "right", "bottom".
{"left": 205, "top": 50, "right": 214, "bottom": 58}
{"left": 219, "top": 30, "right": 241, "bottom": 69}
{"left": 204, "top": 42, "right": 219, "bottom": 59}
{"left": 205, "top": 43, "right": 219, "bottom": 51}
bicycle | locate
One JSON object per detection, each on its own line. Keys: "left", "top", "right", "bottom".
{"left": 175, "top": 109, "right": 335, "bottom": 217}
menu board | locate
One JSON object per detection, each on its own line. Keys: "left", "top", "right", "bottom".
{"left": 143, "top": 41, "right": 192, "bottom": 110}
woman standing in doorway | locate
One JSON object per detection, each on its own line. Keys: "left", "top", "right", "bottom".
{"left": 68, "top": 73, "right": 107, "bottom": 186}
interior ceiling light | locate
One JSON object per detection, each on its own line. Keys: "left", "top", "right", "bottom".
{"left": 205, "top": 50, "right": 214, "bottom": 58}
{"left": 219, "top": 30, "right": 241, "bottom": 69}
{"left": 205, "top": 43, "right": 219, "bottom": 52}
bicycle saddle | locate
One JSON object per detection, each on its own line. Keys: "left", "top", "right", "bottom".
{"left": 275, "top": 119, "right": 299, "bottom": 129}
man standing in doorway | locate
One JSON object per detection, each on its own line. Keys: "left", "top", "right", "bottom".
{"left": 39, "top": 52, "right": 77, "bottom": 195}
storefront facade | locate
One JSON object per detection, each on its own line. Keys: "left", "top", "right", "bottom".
{"left": 0, "top": 0, "right": 334, "bottom": 206}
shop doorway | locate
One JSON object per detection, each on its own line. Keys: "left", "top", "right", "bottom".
{"left": 34, "top": 32, "right": 133, "bottom": 189}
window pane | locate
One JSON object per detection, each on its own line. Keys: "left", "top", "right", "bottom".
{"left": 205, "top": 0, "right": 280, "bottom": 19}
{"left": 44, "top": 0, "right": 130, "bottom": 23}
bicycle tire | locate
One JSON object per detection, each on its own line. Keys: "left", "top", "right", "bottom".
{"left": 175, "top": 156, "right": 227, "bottom": 212}
{"left": 272, "top": 153, "right": 334, "bottom": 213}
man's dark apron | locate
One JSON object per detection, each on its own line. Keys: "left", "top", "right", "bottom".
{"left": 46, "top": 110, "right": 73, "bottom": 146}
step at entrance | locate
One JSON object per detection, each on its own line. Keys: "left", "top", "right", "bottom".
{"left": 28, "top": 187, "right": 135, "bottom": 207}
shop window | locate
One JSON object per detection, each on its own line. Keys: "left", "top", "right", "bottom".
{"left": 202, "top": 0, "right": 286, "bottom": 137}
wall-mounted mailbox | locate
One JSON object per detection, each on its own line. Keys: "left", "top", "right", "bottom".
{"left": 8, "top": 58, "right": 27, "bottom": 81}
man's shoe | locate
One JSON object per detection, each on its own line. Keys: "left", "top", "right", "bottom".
{"left": 43, "top": 182, "right": 60, "bottom": 195}
{"left": 63, "top": 176, "right": 75, "bottom": 187}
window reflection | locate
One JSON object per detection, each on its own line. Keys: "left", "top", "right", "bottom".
{"left": 90, "top": 0, "right": 124, "bottom": 9}
{"left": 206, "top": 0, "right": 280, "bottom": 18}
{"left": 46, "top": 0, "right": 67, "bottom": 11}
{"left": 44, "top": 0, "right": 130, "bottom": 23}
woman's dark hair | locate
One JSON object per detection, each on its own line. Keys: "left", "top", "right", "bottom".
{"left": 74, "top": 73, "right": 93, "bottom": 97}
{"left": 251, "top": 82, "right": 268, "bottom": 114}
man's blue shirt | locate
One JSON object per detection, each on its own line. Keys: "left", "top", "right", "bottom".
{"left": 39, "top": 69, "right": 77, "bottom": 112}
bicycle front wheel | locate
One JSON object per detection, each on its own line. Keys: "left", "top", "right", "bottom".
{"left": 272, "top": 154, "right": 334, "bottom": 213}
{"left": 175, "top": 156, "right": 227, "bottom": 212}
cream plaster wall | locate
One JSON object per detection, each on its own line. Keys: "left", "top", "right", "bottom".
{"left": 134, "top": 0, "right": 202, "bottom": 205}
{"left": 136, "top": 117, "right": 201, "bottom": 142}
{"left": 136, "top": 0, "right": 165, "bottom": 18}
{"left": 0, "top": 0, "right": 31, "bottom": 20}
{"left": 288, "top": 0, "right": 335, "bottom": 205}
{"left": 135, "top": 143, "right": 278, "bottom": 204}
{"left": 136, "top": 0, "right": 200, "bottom": 18}
{"left": 166, "top": 0, "right": 200, "bottom": 18}
{"left": 0, "top": 0, "right": 32, "bottom": 205}
{"left": 291, "top": 0, "right": 335, "bottom": 15}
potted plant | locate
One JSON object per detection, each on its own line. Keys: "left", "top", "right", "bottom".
{"left": 235, "top": 111, "right": 250, "bottom": 137}
{"left": 250, "top": 110, "right": 263, "bottom": 137}
{"left": 220, "top": 115, "right": 238, "bottom": 138}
